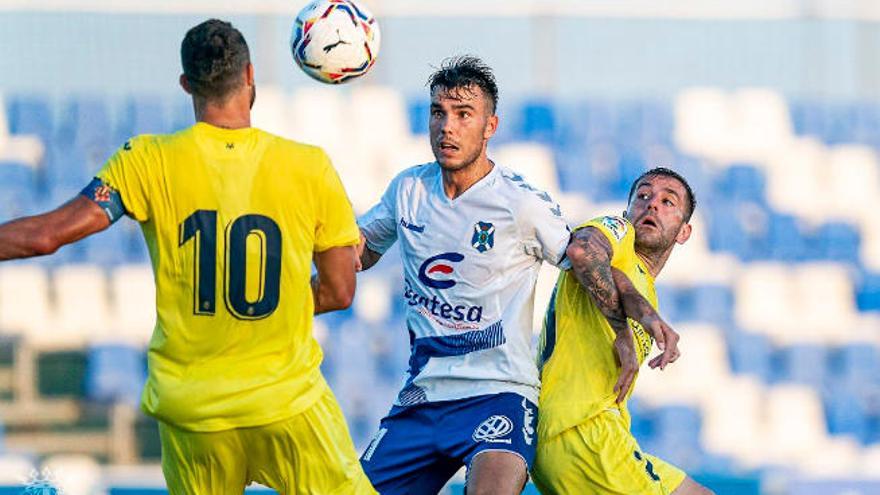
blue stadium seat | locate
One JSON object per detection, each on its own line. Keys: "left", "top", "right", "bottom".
{"left": 691, "top": 285, "right": 734, "bottom": 323}
{"left": 775, "top": 344, "right": 827, "bottom": 387}
{"left": 727, "top": 330, "right": 773, "bottom": 381}
{"left": 7, "top": 94, "right": 53, "bottom": 142}
{"left": 812, "top": 221, "right": 861, "bottom": 265}
{"left": 766, "top": 213, "right": 808, "bottom": 262}
{"left": 834, "top": 343, "right": 880, "bottom": 384}
{"left": 715, "top": 164, "right": 766, "bottom": 205}
{"left": 57, "top": 96, "right": 112, "bottom": 150}
{"left": 406, "top": 98, "right": 430, "bottom": 135}
{"left": 655, "top": 284, "right": 682, "bottom": 323}
{"left": 116, "top": 95, "right": 166, "bottom": 142}
{"left": 789, "top": 100, "right": 824, "bottom": 138}
{"left": 85, "top": 344, "right": 147, "bottom": 406}
{"left": 825, "top": 384, "right": 869, "bottom": 442}
{"left": 856, "top": 273, "right": 880, "bottom": 312}
{"left": 821, "top": 103, "right": 858, "bottom": 144}
{"left": 614, "top": 100, "right": 674, "bottom": 146}
{"left": 517, "top": 100, "right": 557, "bottom": 144}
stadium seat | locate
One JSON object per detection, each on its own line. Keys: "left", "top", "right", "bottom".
{"left": 691, "top": 284, "right": 734, "bottom": 324}
{"left": 45, "top": 264, "right": 112, "bottom": 349}
{"left": 353, "top": 275, "right": 391, "bottom": 324}
{"left": 0, "top": 264, "right": 52, "bottom": 338}
{"left": 700, "top": 376, "right": 765, "bottom": 465}
{"left": 824, "top": 145, "right": 880, "bottom": 224}
{"left": 85, "top": 344, "right": 146, "bottom": 406}
{"left": 7, "top": 94, "right": 53, "bottom": 143}
{"left": 734, "top": 263, "right": 799, "bottom": 342}
{"left": 41, "top": 454, "right": 102, "bottom": 495}
{"left": 516, "top": 99, "right": 557, "bottom": 144}
{"left": 812, "top": 221, "right": 861, "bottom": 265}
{"left": 57, "top": 96, "right": 112, "bottom": 151}
{"left": 790, "top": 263, "right": 858, "bottom": 343}
{"left": 766, "top": 213, "right": 808, "bottom": 262}
{"left": 110, "top": 264, "right": 156, "bottom": 346}
{"left": 825, "top": 383, "right": 869, "bottom": 441}
{"left": 762, "top": 385, "right": 830, "bottom": 467}
{"left": 714, "top": 164, "right": 766, "bottom": 206}
{"left": 726, "top": 329, "right": 773, "bottom": 382}
{"left": 406, "top": 97, "right": 430, "bottom": 135}
{"left": 635, "top": 324, "right": 730, "bottom": 406}
{"left": 0, "top": 454, "right": 35, "bottom": 484}
{"left": 492, "top": 142, "right": 560, "bottom": 195}
{"left": 764, "top": 137, "right": 827, "bottom": 223}
{"left": 775, "top": 344, "right": 827, "bottom": 387}
{"left": 116, "top": 95, "right": 167, "bottom": 142}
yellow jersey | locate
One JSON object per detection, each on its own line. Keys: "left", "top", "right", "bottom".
{"left": 97, "top": 122, "right": 360, "bottom": 432}
{"left": 537, "top": 215, "right": 657, "bottom": 439}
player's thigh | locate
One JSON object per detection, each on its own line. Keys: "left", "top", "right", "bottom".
{"left": 360, "top": 407, "right": 455, "bottom": 495}
{"left": 466, "top": 450, "right": 528, "bottom": 495}
{"left": 158, "top": 421, "right": 248, "bottom": 495}
{"left": 246, "top": 389, "right": 376, "bottom": 495}
{"left": 532, "top": 411, "right": 682, "bottom": 495}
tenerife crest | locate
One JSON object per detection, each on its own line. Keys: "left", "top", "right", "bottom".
{"left": 472, "top": 221, "right": 495, "bottom": 253}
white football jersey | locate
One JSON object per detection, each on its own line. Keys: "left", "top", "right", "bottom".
{"left": 359, "top": 162, "right": 571, "bottom": 406}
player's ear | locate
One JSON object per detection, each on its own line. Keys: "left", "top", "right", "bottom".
{"left": 484, "top": 114, "right": 498, "bottom": 140}
{"left": 179, "top": 74, "right": 192, "bottom": 95}
{"left": 245, "top": 63, "right": 255, "bottom": 86}
{"left": 675, "top": 222, "right": 692, "bottom": 245}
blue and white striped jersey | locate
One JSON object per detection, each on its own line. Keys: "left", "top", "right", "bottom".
{"left": 359, "top": 162, "right": 570, "bottom": 406}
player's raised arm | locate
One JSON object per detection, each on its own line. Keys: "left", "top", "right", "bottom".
{"left": 0, "top": 191, "right": 113, "bottom": 261}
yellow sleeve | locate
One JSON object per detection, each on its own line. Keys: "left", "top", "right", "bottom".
{"left": 314, "top": 151, "right": 360, "bottom": 252}
{"left": 95, "top": 136, "right": 155, "bottom": 222}
{"left": 575, "top": 215, "right": 635, "bottom": 265}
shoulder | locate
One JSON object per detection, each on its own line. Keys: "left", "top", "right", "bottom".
{"left": 496, "top": 165, "right": 563, "bottom": 219}
{"left": 388, "top": 162, "right": 437, "bottom": 192}
{"left": 576, "top": 216, "right": 634, "bottom": 247}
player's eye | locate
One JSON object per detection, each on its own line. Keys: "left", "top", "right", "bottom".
{"left": 638, "top": 192, "right": 650, "bottom": 200}
{"left": 663, "top": 199, "right": 675, "bottom": 206}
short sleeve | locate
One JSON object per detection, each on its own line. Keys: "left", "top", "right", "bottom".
{"left": 357, "top": 175, "right": 399, "bottom": 255}
{"left": 518, "top": 191, "right": 571, "bottom": 267}
{"left": 95, "top": 137, "right": 154, "bottom": 222}
{"left": 578, "top": 216, "right": 635, "bottom": 265}
{"left": 314, "top": 152, "right": 361, "bottom": 252}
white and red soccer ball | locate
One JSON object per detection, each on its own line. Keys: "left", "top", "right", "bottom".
{"left": 290, "top": 0, "right": 381, "bottom": 84}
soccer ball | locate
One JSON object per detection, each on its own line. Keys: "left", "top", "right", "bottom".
{"left": 290, "top": 0, "right": 381, "bottom": 84}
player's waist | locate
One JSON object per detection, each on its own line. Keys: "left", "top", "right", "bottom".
{"left": 397, "top": 377, "right": 539, "bottom": 406}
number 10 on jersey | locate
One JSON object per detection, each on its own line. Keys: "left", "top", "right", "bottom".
{"left": 179, "top": 210, "right": 282, "bottom": 320}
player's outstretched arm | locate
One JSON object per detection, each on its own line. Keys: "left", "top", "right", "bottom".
{"left": 0, "top": 196, "right": 110, "bottom": 261}
{"left": 566, "top": 227, "right": 638, "bottom": 402}
{"left": 312, "top": 245, "right": 358, "bottom": 314}
{"left": 611, "top": 267, "right": 680, "bottom": 370}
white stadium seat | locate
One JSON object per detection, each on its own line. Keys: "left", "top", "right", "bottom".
{"left": 45, "top": 264, "right": 112, "bottom": 348}
{"left": 0, "top": 264, "right": 52, "bottom": 338}
{"left": 110, "top": 264, "right": 156, "bottom": 346}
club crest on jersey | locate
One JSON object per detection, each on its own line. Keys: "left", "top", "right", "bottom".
{"left": 471, "top": 221, "right": 495, "bottom": 253}
{"left": 602, "top": 216, "right": 628, "bottom": 241}
{"left": 418, "top": 252, "right": 464, "bottom": 289}
{"left": 472, "top": 415, "right": 513, "bottom": 444}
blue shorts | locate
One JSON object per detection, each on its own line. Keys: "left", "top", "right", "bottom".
{"left": 360, "top": 392, "right": 538, "bottom": 495}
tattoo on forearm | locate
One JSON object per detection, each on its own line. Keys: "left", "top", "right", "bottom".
{"left": 570, "top": 228, "right": 627, "bottom": 334}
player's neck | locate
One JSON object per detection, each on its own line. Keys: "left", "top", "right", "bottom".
{"left": 634, "top": 247, "right": 671, "bottom": 278}
{"left": 440, "top": 156, "right": 494, "bottom": 200}
{"left": 193, "top": 96, "right": 251, "bottom": 130}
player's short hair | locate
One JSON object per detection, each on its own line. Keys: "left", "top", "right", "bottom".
{"left": 181, "top": 19, "right": 250, "bottom": 102}
{"left": 428, "top": 55, "right": 499, "bottom": 115}
{"left": 627, "top": 167, "right": 697, "bottom": 222}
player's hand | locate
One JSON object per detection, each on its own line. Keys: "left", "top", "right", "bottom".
{"left": 355, "top": 231, "right": 367, "bottom": 272}
{"left": 640, "top": 314, "right": 680, "bottom": 370}
{"left": 612, "top": 330, "right": 639, "bottom": 403}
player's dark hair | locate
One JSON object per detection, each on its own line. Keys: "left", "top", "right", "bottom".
{"left": 428, "top": 55, "right": 499, "bottom": 114}
{"left": 627, "top": 167, "right": 697, "bottom": 222}
{"left": 181, "top": 19, "right": 251, "bottom": 101}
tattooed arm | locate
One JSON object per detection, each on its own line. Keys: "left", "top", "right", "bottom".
{"left": 566, "top": 227, "right": 679, "bottom": 401}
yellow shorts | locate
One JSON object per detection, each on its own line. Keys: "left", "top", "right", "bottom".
{"left": 531, "top": 409, "right": 686, "bottom": 495}
{"left": 159, "top": 387, "right": 377, "bottom": 495}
